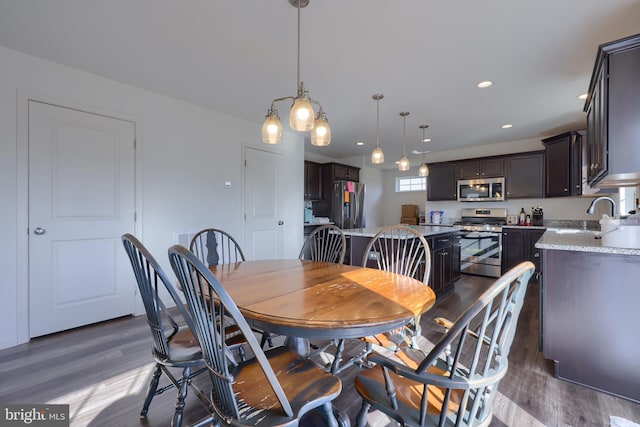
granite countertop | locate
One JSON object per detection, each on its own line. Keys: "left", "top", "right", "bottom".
{"left": 341, "top": 225, "right": 461, "bottom": 238}
{"left": 535, "top": 229, "right": 640, "bottom": 256}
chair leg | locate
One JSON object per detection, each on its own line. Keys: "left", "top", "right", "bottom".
{"left": 356, "top": 402, "right": 371, "bottom": 427}
{"left": 140, "top": 364, "right": 162, "bottom": 417}
{"left": 172, "top": 366, "right": 191, "bottom": 427}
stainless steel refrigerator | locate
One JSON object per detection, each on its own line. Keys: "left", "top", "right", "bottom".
{"left": 332, "top": 180, "right": 365, "bottom": 229}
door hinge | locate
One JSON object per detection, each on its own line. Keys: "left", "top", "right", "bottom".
{"left": 134, "top": 212, "right": 137, "bottom": 222}
{"left": 133, "top": 138, "right": 137, "bottom": 149}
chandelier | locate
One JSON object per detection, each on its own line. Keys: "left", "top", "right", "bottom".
{"left": 398, "top": 112, "right": 410, "bottom": 171}
{"left": 371, "top": 94, "right": 384, "bottom": 164}
{"left": 262, "top": 0, "right": 331, "bottom": 146}
{"left": 418, "top": 124, "right": 430, "bottom": 177}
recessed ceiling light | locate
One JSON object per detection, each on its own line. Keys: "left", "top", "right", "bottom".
{"left": 422, "top": 138, "right": 432, "bottom": 143}
{"left": 578, "top": 93, "right": 588, "bottom": 100}
{"left": 355, "top": 141, "right": 365, "bottom": 146}
{"left": 477, "top": 81, "right": 493, "bottom": 88}
{"left": 501, "top": 124, "right": 513, "bottom": 129}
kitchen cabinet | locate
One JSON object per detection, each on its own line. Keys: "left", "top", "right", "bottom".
{"left": 542, "top": 131, "right": 582, "bottom": 197}
{"left": 585, "top": 33, "right": 640, "bottom": 187}
{"left": 505, "top": 151, "right": 545, "bottom": 199}
{"left": 501, "top": 227, "right": 545, "bottom": 276}
{"left": 323, "top": 162, "right": 359, "bottom": 182}
{"left": 428, "top": 233, "right": 457, "bottom": 295}
{"left": 304, "top": 160, "right": 322, "bottom": 200}
{"left": 457, "top": 157, "right": 504, "bottom": 179}
{"left": 427, "top": 162, "right": 457, "bottom": 201}
{"left": 451, "top": 232, "right": 461, "bottom": 283}
{"left": 541, "top": 248, "right": 640, "bottom": 402}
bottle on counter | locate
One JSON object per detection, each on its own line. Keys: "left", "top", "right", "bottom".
{"left": 519, "top": 208, "right": 526, "bottom": 225}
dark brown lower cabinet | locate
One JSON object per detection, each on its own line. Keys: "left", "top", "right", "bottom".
{"left": 541, "top": 249, "right": 640, "bottom": 402}
{"left": 501, "top": 227, "right": 545, "bottom": 276}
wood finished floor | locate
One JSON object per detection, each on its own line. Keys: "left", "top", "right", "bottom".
{"left": 1, "top": 275, "right": 639, "bottom": 427}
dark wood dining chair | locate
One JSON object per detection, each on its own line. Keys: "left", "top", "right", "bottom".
{"left": 299, "top": 224, "right": 347, "bottom": 264}
{"left": 189, "top": 228, "right": 245, "bottom": 267}
{"left": 323, "top": 226, "right": 432, "bottom": 374}
{"left": 353, "top": 261, "right": 535, "bottom": 427}
{"left": 168, "top": 244, "right": 343, "bottom": 427}
{"left": 190, "top": 227, "right": 274, "bottom": 349}
{"left": 360, "top": 225, "right": 432, "bottom": 349}
{"left": 121, "top": 234, "right": 211, "bottom": 427}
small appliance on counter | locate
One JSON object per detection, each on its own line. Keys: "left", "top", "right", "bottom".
{"left": 532, "top": 206, "right": 544, "bottom": 226}
{"left": 304, "top": 201, "right": 313, "bottom": 223}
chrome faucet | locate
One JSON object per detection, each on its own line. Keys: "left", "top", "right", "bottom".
{"left": 586, "top": 196, "right": 617, "bottom": 218}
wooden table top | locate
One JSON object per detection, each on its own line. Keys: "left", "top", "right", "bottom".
{"left": 209, "top": 259, "right": 436, "bottom": 339}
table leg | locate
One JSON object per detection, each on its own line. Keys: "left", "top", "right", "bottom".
{"left": 284, "top": 336, "right": 310, "bottom": 358}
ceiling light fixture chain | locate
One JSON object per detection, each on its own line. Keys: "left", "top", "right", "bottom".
{"left": 398, "top": 111, "right": 410, "bottom": 171}
{"left": 418, "top": 124, "right": 430, "bottom": 177}
{"left": 261, "top": 0, "right": 330, "bottom": 146}
{"left": 371, "top": 94, "right": 385, "bottom": 164}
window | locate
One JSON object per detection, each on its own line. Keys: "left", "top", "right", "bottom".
{"left": 395, "top": 176, "right": 426, "bottom": 192}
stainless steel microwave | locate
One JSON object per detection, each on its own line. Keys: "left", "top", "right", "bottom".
{"left": 457, "top": 177, "right": 505, "bottom": 202}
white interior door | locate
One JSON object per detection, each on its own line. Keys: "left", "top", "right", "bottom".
{"left": 243, "top": 147, "right": 284, "bottom": 260}
{"left": 28, "top": 101, "right": 135, "bottom": 337}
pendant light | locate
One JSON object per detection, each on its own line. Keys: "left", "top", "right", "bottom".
{"left": 371, "top": 94, "right": 385, "bottom": 164}
{"left": 398, "top": 112, "right": 410, "bottom": 171}
{"left": 262, "top": 0, "right": 331, "bottom": 146}
{"left": 418, "top": 124, "right": 430, "bottom": 177}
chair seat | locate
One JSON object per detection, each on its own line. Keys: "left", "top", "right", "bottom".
{"left": 159, "top": 326, "right": 202, "bottom": 363}
{"left": 355, "top": 359, "right": 466, "bottom": 424}
{"left": 227, "top": 346, "right": 342, "bottom": 426}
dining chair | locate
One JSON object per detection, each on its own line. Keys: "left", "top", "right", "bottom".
{"left": 190, "top": 227, "right": 275, "bottom": 349}
{"left": 353, "top": 261, "right": 535, "bottom": 427}
{"left": 299, "top": 224, "right": 347, "bottom": 264}
{"left": 189, "top": 228, "right": 245, "bottom": 267}
{"left": 121, "top": 234, "right": 211, "bottom": 427}
{"left": 168, "top": 244, "right": 343, "bottom": 427}
{"left": 321, "top": 226, "right": 432, "bottom": 375}
{"left": 362, "top": 225, "right": 431, "bottom": 283}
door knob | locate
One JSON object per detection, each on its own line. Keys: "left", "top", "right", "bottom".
{"left": 34, "top": 227, "right": 46, "bottom": 235}
{"left": 278, "top": 220, "right": 284, "bottom": 225}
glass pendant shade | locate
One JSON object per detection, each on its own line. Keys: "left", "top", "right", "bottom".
{"left": 262, "top": 110, "right": 283, "bottom": 144}
{"left": 371, "top": 146, "right": 384, "bottom": 164}
{"left": 398, "top": 111, "right": 410, "bottom": 171}
{"left": 290, "top": 96, "right": 315, "bottom": 131}
{"left": 370, "top": 93, "right": 385, "bottom": 164}
{"left": 419, "top": 163, "right": 429, "bottom": 176}
{"left": 398, "top": 154, "right": 410, "bottom": 171}
{"left": 311, "top": 112, "right": 331, "bottom": 146}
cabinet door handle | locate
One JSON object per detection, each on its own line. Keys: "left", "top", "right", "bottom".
{"left": 534, "top": 252, "right": 540, "bottom": 258}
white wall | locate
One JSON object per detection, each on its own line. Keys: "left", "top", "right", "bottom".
{"left": 0, "top": 46, "right": 304, "bottom": 349}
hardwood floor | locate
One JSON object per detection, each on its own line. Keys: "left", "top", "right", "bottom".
{"left": 1, "top": 274, "right": 639, "bottom": 427}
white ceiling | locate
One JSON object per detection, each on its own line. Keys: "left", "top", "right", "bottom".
{"left": 1, "top": 0, "right": 640, "bottom": 167}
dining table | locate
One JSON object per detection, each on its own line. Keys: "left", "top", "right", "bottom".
{"left": 209, "top": 259, "right": 436, "bottom": 357}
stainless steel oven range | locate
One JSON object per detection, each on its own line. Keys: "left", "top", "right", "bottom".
{"left": 454, "top": 208, "right": 507, "bottom": 278}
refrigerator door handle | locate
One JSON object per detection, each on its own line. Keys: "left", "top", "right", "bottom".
{"left": 353, "top": 191, "right": 359, "bottom": 228}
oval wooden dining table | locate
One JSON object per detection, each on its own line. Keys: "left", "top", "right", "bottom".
{"left": 209, "top": 259, "right": 436, "bottom": 355}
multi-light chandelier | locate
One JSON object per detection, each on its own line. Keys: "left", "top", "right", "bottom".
{"left": 262, "top": 0, "right": 331, "bottom": 146}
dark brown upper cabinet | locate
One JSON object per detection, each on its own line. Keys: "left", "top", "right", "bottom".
{"left": 457, "top": 157, "right": 504, "bottom": 180}
{"left": 542, "top": 131, "right": 582, "bottom": 197}
{"left": 323, "top": 162, "right": 359, "bottom": 182}
{"left": 505, "top": 151, "right": 545, "bottom": 199}
{"left": 427, "top": 162, "right": 458, "bottom": 201}
{"left": 584, "top": 33, "right": 640, "bottom": 187}
{"left": 304, "top": 160, "right": 323, "bottom": 200}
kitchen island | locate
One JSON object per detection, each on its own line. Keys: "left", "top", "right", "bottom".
{"left": 536, "top": 229, "right": 640, "bottom": 402}
{"left": 341, "top": 225, "right": 462, "bottom": 296}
